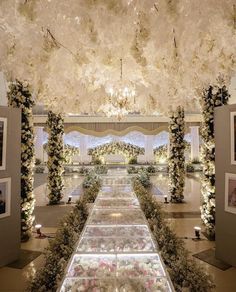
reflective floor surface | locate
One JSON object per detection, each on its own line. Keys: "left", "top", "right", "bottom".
{"left": 0, "top": 170, "right": 236, "bottom": 291}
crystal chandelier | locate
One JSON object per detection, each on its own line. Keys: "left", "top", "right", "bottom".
{"left": 100, "top": 58, "right": 136, "bottom": 120}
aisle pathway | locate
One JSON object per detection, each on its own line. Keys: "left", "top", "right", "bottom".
{"left": 59, "top": 169, "right": 174, "bottom": 291}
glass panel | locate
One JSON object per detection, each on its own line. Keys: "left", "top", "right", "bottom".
{"left": 95, "top": 198, "right": 139, "bottom": 209}
{"left": 115, "top": 237, "right": 155, "bottom": 253}
{"left": 77, "top": 237, "right": 116, "bottom": 253}
{"left": 117, "top": 254, "right": 165, "bottom": 278}
{"left": 67, "top": 254, "right": 116, "bottom": 278}
{"left": 89, "top": 209, "right": 146, "bottom": 225}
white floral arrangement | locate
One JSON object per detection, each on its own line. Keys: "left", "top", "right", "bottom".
{"left": 29, "top": 171, "right": 101, "bottom": 291}
{"left": 44, "top": 143, "right": 79, "bottom": 164}
{"left": 154, "top": 144, "right": 168, "bottom": 163}
{"left": 200, "top": 85, "right": 230, "bottom": 239}
{"left": 88, "top": 141, "right": 144, "bottom": 162}
{"left": 154, "top": 141, "right": 191, "bottom": 164}
{"left": 1, "top": 1, "right": 235, "bottom": 117}
{"left": 46, "top": 111, "right": 64, "bottom": 204}
{"left": 168, "top": 106, "right": 185, "bottom": 203}
{"left": 133, "top": 180, "right": 215, "bottom": 291}
{"left": 64, "top": 144, "right": 79, "bottom": 164}
{"left": 8, "top": 80, "right": 35, "bottom": 241}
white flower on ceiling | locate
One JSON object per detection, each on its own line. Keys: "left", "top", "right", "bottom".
{"left": 0, "top": 0, "right": 235, "bottom": 115}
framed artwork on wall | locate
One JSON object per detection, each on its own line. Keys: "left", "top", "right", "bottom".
{"left": 0, "top": 118, "right": 7, "bottom": 170}
{"left": 225, "top": 173, "right": 236, "bottom": 214}
{"left": 0, "top": 177, "right": 11, "bottom": 219}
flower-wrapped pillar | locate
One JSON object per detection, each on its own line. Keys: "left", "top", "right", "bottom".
{"left": 200, "top": 85, "right": 230, "bottom": 239}
{"left": 168, "top": 106, "right": 185, "bottom": 203}
{"left": 8, "top": 80, "right": 35, "bottom": 241}
{"left": 46, "top": 111, "right": 64, "bottom": 204}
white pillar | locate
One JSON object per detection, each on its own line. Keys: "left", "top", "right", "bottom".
{"left": 79, "top": 134, "right": 89, "bottom": 163}
{"left": 35, "top": 127, "right": 45, "bottom": 162}
{"left": 190, "top": 126, "right": 200, "bottom": 161}
{"left": 145, "top": 135, "right": 154, "bottom": 163}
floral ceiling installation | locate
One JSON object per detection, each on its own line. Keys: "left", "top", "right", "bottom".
{"left": 0, "top": 0, "right": 236, "bottom": 115}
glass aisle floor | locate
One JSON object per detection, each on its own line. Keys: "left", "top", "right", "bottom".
{"left": 58, "top": 169, "right": 174, "bottom": 291}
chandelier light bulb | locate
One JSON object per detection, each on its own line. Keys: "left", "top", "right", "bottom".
{"left": 102, "top": 57, "right": 137, "bottom": 119}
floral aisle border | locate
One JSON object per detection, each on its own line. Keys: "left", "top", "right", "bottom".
{"left": 168, "top": 106, "right": 185, "bottom": 203}
{"left": 8, "top": 80, "right": 35, "bottom": 241}
{"left": 29, "top": 171, "right": 101, "bottom": 292}
{"left": 88, "top": 141, "right": 144, "bottom": 163}
{"left": 200, "top": 85, "right": 230, "bottom": 239}
{"left": 133, "top": 175, "right": 214, "bottom": 292}
{"left": 46, "top": 111, "right": 64, "bottom": 205}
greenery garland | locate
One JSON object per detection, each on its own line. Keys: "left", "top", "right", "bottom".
{"left": 168, "top": 106, "right": 185, "bottom": 203}
{"left": 46, "top": 111, "right": 64, "bottom": 205}
{"left": 88, "top": 141, "right": 144, "bottom": 162}
{"left": 8, "top": 80, "right": 35, "bottom": 241}
{"left": 29, "top": 171, "right": 101, "bottom": 292}
{"left": 133, "top": 174, "right": 214, "bottom": 292}
{"left": 200, "top": 85, "right": 230, "bottom": 239}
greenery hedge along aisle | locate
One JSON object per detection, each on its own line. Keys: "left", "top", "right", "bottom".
{"left": 46, "top": 111, "right": 64, "bottom": 205}
{"left": 133, "top": 174, "right": 214, "bottom": 292}
{"left": 168, "top": 106, "right": 185, "bottom": 203}
{"left": 8, "top": 80, "right": 35, "bottom": 241}
{"left": 88, "top": 141, "right": 144, "bottom": 163}
{"left": 200, "top": 85, "right": 230, "bottom": 239}
{"left": 127, "top": 165, "right": 156, "bottom": 175}
{"left": 29, "top": 171, "right": 101, "bottom": 292}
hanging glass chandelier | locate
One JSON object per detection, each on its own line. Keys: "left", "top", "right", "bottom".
{"left": 100, "top": 58, "right": 136, "bottom": 120}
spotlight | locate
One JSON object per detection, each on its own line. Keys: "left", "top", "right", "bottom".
{"left": 194, "top": 226, "right": 201, "bottom": 240}
{"left": 164, "top": 195, "right": 169, "bottom": 204}
{"left": 67, "top": 195, "right": 72, "bottom": 204}
{"left": 35, "top": 224, "right": 42, "bottom": 237}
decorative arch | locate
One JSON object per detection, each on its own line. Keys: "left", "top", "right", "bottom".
{"left": 88, "top": 141, "right": 145, "bottom": 162}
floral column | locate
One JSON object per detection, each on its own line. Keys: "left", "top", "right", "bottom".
{"left": 46, "top": 111, "right": 64, "bottom": 205}
{"left": 200, "top": 85, "right": 230, "bottom": 239}
{"left": 168, "top": 106, "right": 185, "bottom": 203}
{"left": 8, "top": 80, "right": 35, "bottom": 241}
{"left": 167, "top": 133, "right": 170, "bottom": 159}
